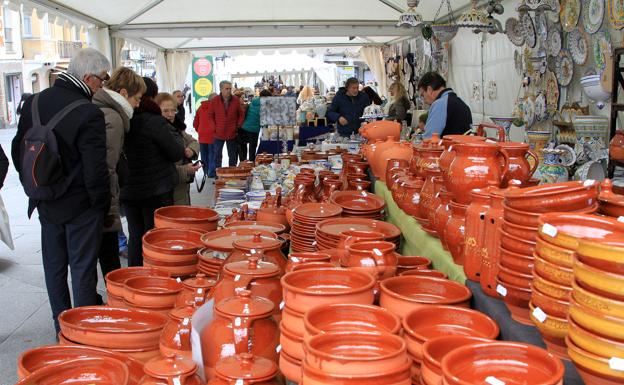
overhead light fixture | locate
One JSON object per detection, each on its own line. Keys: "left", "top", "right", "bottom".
{"left": 516, "top": 0, "right": 555, "bottom": 12}
{"left": 432, "top": 0, "right": 459, "bottom": 42}
{"left": 457, "top": 0, "right": 495, "bottom": 33}
{"left": 396, "top": 0, "right": 424, "bottom": 28}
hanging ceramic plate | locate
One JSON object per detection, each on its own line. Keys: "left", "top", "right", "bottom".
{"left": 610, "top": 0, "right": 624, "bottom": 29}
{"left": 568, "top": 27, "right": 589, "bottom": 65}
{"left": 535, "top": 13, "right": 549, "bottom": 46}
{"left": 584, "top": 0, "right": 605, "bottom": 33}
{"left": 556, "top": 50, "right": 574, "bottom": 86}
{"left": 506, "top": 18, "right": 526, "bottom": 46}
{"left": 524, "top": 97, "right": 536, "bottom": 128}
{"left": 548, "top": 0, "right": 561, "bottom": 22}
{"left": 545, "top": 70, "right": 560, "bottom": 111}
{"left": 521, "top": 13, "right": 537, "bottom": 48}
{"left": 547, "top": 26, "right": 562, "bottom": 56}
{"left": 593, "top": 30, "right": 612, "bottom": 71}
{"left": 515, "top": 50, "right": 524, "bottom": 74}
{"left": 560, "top": 0, "right": 581, "bottom": 32}
{"left": 535, "top": 93, "right": 547, "bottom": 121}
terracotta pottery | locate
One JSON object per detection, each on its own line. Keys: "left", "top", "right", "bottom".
{"left": 154, "top": 205, "right": 218, "bottom": 232}
{"left": 566, "top": 336, "right": 624, "bottom": 385}
{"left": 438, "top": 135, "right": 487, "bottom": 190}
{"left": 418, "top": 168, "right": 442, "bottom": 221}
{"left": 504, "top": 180, "right": 600, "bottom": 212}
{"left": 535, "top": 237, "right": 575, "bottom": 269}
{"left": 15, "top": 357, "right": 130, "bottom": 385}
{"left": 302, "top": 358, "right": 412, "bottom": 385}
{"left": 225, "top": 233, "right": 286, "bottom": 274}
{"left": 444, "top": 201, "right": 468, "bottom": 265}
{"left": 441, "top": 342, "right": 564, "bottom": 385}
{"left": 528, "top": 302, "right": 569, "bottom": 360}
{"left": 402, "top": 305, "right": 499, "bottom": 364}
{"left": 414, "top": 133, "right": 444, "bottom": 178}
{"left": 106, "top": 267, "right": 170, "bottom": 298}
{"left": 421, "top": 336, "right": 491, "bottom": 385}
{"left": 200, "top": 290, "right": 279, "bottom": 379}
{"left": 330, "top": 190, "right": 385, "bottom": 214}
{"left": 396, "top": 177, "right": 424, "bottom": 217}
{"left": 142, "top": 228, "right": 204, "bottom": 264}
{"left": 281, "top": 305, "right": 305, "bottom": 336}
{"left": 337, "top": 230, "right": 385, "bottom": 249}
{"left": 576, "top": 237, "right": 624, "bottom": 275}
{"left": 106, "top": 291, "right": 125, "bottom": 307}
{"left": 279, "top": 350, "right": 302, "bottom": 384}
{"left": 534, "top": 254, "right": 573, "bottom": 286}
{"left": 396, "top": 255, "right": 432, "bottom": 273}
{"left": 609, "top": 131, "right": 624, "bottom": 162}
{"left": 139, "top": 354, "right": 204, "bottom": 385}
{"left": 446, "top": 141, "right": 508, "bottom": 205}
{"left": 390, "top": 170, "right": 409, "bottom": 196}
{"left": 57, "top": 332, "right": 161, "bottom": 363}
{"left": 573, "top": 257, "right": 624, "bottom": 302}
{"left": 223, "top": 220, "right": 287, "bottom": 235}
{"left": 386, "top": 159, "right": 410, "bottom": 187}
{"left": 495, "top": 277, "right": 533, "bottom": 325}
{"left": 143, "top": 257, "right": 198, "bottom": 278}
{"left": 286, "top": 252, "right": 332, "bottom": 272}
{"left": 498, "top": 141, "right": 539, "bottom": 187}
{"left": 531, "top": 285, "right": 569, "bottom": 319}
{"left": 208, "top": 353, "right": 280, "bottom": 385}
{"left": 291, "top": 261, "right": 337, "bottom": 271}
{"left": 433, "top": 189, "right": 452, "bottom": 249}
{"left": 374, "top": 137, "right": 413, "bottom": 181}
{"left": 379, "top": 276, "right": 472, "bottom": 319}
{"left": 500, "top": 228, "right": 536, "bottom": 256}
{"left": 121, "top": 299, "right": 172, "bottom": 316}
{"left": 538, "top": 212, "right": 624, "bottom": 251}
{"left": 175, "top": 274, "right": 216, "bottom": 307}
{"left": 280, "top": 321, "right": 305, "bottom": 360}
{"left": 497, "top": 262, "right": 532, "bottom": 289}
{"left": 475, "top": 122, "right": 507, "bottom": 141}
{"left": 212, "top": 256, "right": 282, "bottom": 314}
{"left": 281, "top": 268, "right": 375, "bottom": 313}
{"left": 533, "top": 270, "right": 572, "bottom": 301}
{"left": 159, "top": 304, "right": 195, "bottom": 359}
{"left": 17, "top": 345, "right": 143, "bottom": 382}
{"left": 598, "top": 179, "right": 624, "bottom": 217}
{"left": 359, "top": 120, "right": 401, "bottom": 141}
{"left": 59, "top": 306, "right": 168, "bottom": 350}
{"left": 568, "top": 316, "right": 624, "bottom": 361}
{"left": 463, "top": 188, "right": 494, "bottom": 281}
{"left": 427, "top": 176, "right": 445, "bottom": 227}
{"left": 201, "top": 229, "right": 278, "bottom": 258}
{"left": 399, "top": 269, "right": 447, "bottom": 279}
{"left": 348, "top": 179, "right": 372, "bottom": 191}
{"left": 344, "top": 241, "right": 398, "bottom": 280}
{"left": 502, "top": 219, "right": 538, "bottom": 242}
{"left": 123, "top": 276, "right": 183, "bottom": 308}
{"left": 569, "top": 295, "right": 624, "bottom": 342}
{"left": 303, "top": 331, "right": 408, "bottom": 375}
{"left": 499, "top": 246, "right": 534, "bottom": 275}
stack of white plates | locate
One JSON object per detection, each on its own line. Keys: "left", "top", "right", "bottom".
{"left": 217, "top": 189, "right": 245, "bottom": 204}
{"left": 246, "top": 191, "right": 269, "bottom": 202}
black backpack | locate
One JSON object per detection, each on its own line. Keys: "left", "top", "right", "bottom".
{"left": 20, "top": 93, "right": 88, "bottom": 200}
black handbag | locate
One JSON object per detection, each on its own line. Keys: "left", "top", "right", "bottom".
{"left": 116, "top": 151, "right": 129, "bottom": 187}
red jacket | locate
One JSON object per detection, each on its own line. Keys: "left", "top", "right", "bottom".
{"left": 209, "top": 95, "right": 245, "bottom": 141}
{"left": 193, "top": 100, "right": 214, "bottom": 144}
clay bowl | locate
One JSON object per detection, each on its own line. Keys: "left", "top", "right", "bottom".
{"left": 568, "top": 316, "right": 624, "bottom": 359}
{"left": 379, "top": 276, "right": 472, "bottom": 319}
{"left": 303, "top": 331, "right": 407, "bottom": 375}
{"left": 569, "top": 296, "right": 624, "bottom": 341}
{"left": 58, "top": 306, "right": 168, "bottom": 350}
{"left": 573, "top": 257, "right": 624, "bottom": 301}
{"left": 286, "top": 252, "right": 332, "bottom": 272}
{"left": 301, "top": 358, "right": 412, "bottom": 385}
{"left": 399, "top": 269, "right": 448, "bottom": 279}
{"left": 535, "top": 236, "right": 574, "bottom": 269}
{"left": 143, "top": 257, "right": 197, "bottom": 278}
{"left": 280, "top": 322, "right": 304, "bottom": 360}
{"left": 571, "top": 279, "right": 624, "bottom": 319}
{"left": 534, "top": 254, "right": 573, "bottom": 287}
{"left": 396, "top": 255, "right": 432, "bottom": 271}
{"left": 537, "top": 213, "right": 624, "bottom": 250}
{"left": 576, "top": 238, "right": 624, "bottom": 274}
{"left": 421, "top": 336, "right": 492, "bottom": 385}
{"left": 58, "top": 333, "right": 161, "bottom": 363}
{"left": 17, "top": 345, "right": 143, "bottom": 382}
{"left": 599, "top": 194, "right": 624, "bottom": 218}
{"left": 502, "top": 203, "right": 598, "bottom": 228}
{"left": 121, "top": 299, "right": 173, "bottom": 317}
{"left": 201, "top": 228, "right": 278, "bottom": 253}
{"left": 281, "top": 268, "right": 375, "bottom": 314}
{"left": 530, "top": 285, "right": 569, "bottom": 319}
{"left": 279, "top": 350, "right": 302, "bottom": 384}
{"left": 500, "top": 229, "right": 537, "bottom": 256}
{"left": 282, "top": 305, "right": 305, "bottom": 336}
{"left": 441, "top": 342, "right": 564, "bottom": 385}
{"left": 504, "top": 180, "right": 599, "bottom": 212}
{"left": 566, "top": 336, "right": 624, "bottom": 385}
{"left": 330, "top": 191, "right": 386, "bottom": 212}
{"left": 532, "top": 271, "right": 572, "bottom": 301}
{"left": 105, "top": 267, "right": 170, "bottom": 298}
{"left": 142, "top": 228, "right": 204, "bottom": 263}
{"left": 304, "top": 303, "right": 401, "bottom": 341}
{"left": 315, "top": 217, "right": 401, "bottom": 241}
{"left": 154, "top": 205, "right": 218, "bottom": 232}
{"left": 123, "top": 276, "right": 183, "bottom": 308}
{"left": 499, "top": 246, "right": 534, "bottom": 275}
{"left": 501, "top": 219, "right": 538, "bottom": 241}
{"left": 291, "top": 262, "right": 337, "bottom": 272}
{"left": 495, "top": 278, "right": 532, "bottom": 325}
{"left": 402, "top": 305, "right": 499, "bottom": 362}
{"left": 224, "top": 220, "right": 287, "bottom": 235}
{"left": 106, "top": 292, "right": 125, "bottom": 307}
{"left": 497, "top": 263, "right": 532, "bottom": 289}
{"left": 15, "top": 357, "right": 130, "bottom": 385}
{"left": 528, "top": 302, "right": 569, "bottom": 359}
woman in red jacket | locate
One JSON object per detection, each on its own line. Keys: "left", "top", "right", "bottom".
{"left": 193, "top": 93, "right": 216, "bottom": 178}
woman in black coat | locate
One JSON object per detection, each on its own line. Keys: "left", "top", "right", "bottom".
{"left": 121, "top": 77, "right": 184, "bottom": 266}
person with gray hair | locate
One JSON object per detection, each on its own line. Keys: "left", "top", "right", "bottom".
{"left": 208, "top": 79, "right": 244, "bottom": 168}
{"left": 11, "top": 47, "right": 111, "bottom": 334}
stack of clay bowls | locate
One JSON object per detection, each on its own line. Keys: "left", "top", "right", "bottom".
{"left": 279, "top": 268, "right": 376, "bottom": 383}
{"left": 421, "top": 336, "right": 491, "bottom": 385}
{"left": 529, "top": 213, "right": 624, "bottom": 360}
{"left": 58, "top": 306, "right": 168, "bottom": 363}
{"left": 142, "top": 228, "right": 205, "bottom": 278}
{"left": 567, "top": 236, "right": 624, "bottom": 384}
{"left": 122, "top": 275, "right": 183, "bottom": 316}
{"left": 497, "top": 181, "right": 599, "bottom": 324}
{"left": 105, "top": 266, "right": 169, "bottom": 307}
{"left": 598, "top": 179, "right": 624, "bottom": 218}
{"left": 154, "top": 205, "right": 219, "bottom": 232}
{"left": 329, "top": 190, "right": 386, "bottom": 220}
{"left": 15, "top": 356, "right": 131, "bottom": 385}
{"left": 291, "top": 203, "right": 342, "bottom": 252}
{"left": 314, "top": 218, "right": 401, "bottom": 251}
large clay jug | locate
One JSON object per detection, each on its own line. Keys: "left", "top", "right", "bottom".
{"left": 418, "top": 168, "right": 441, "bottom": 221}
{"left": 447, "top": 142, "right": 509, "bottom": 205}
{"left": 139, "top": 354, "right": 204, "bottom": 385}
{"left": 444, "top": 201, "right": 468, "bottom": 265}
{"left": 396, "top": 177, "right": 424, "bottom": 216}
{"left": 498, "top": 142, "right": 539, "bottom": 187}
{"left": 433, "top": 189, "right": 452, "bottom": 250}
{"left": 344, "top": 241, "right": 398, "bottom": 281}
{"left": 359, "top": 120, "right": 401, "bottom": 141}
{"left": 463, "top": 188, "right": 495, "bottom": 281}
{"left": 386, "top": 159, "right": 410, "bottom": 187}
{"left": 438, "top": 135, "right": 487, "bottom": 191}
{"left": 415, "top": 133, "right": 444, "bottom": 178}
{"left": 610, "top": 130, "right": 624, "bottom": 162}
{"left": 480, "top": 189, "right": 505, "bottom": 297}
{"left": 374, "top": 137, "right": 412, "bottom": 181}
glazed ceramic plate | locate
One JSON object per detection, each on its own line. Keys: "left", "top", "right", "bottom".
{"left": 546, "top": 22, "right": 562, "bottom": 57}
{"left": 568, "top": 27, "right": 589, "bottom": 65}
{"left": 556, "top": 50, "right": 574, "bottom": 86}
{"left": 330, "top": 191, "right": 385, "bottom": 212}
{"left": 521, "top": 13, "right": 537, "bottom": 48}
{"left": 293, "top": 203, "right": 342, "bottom": 218}
{"left": 584, "top": 0, "right": 605, "bottom": 33}
{"left": 560, "top": 0, "right": 581, "bottom": 31}
{"left": 535, "top": 13, "right": 549, "bottom": 46}
{"left": 610, "top": 0, "right": 624, "bottom": 28}
{"left": 593, "top": 31, "right": 612, "bottom": 72}
{"left": 524, "top": 97, "right": 536, "bottom": 128}
{"left": 547, "top": 1, "right": 561, "bottom": 23}
{"left": 506, "top": 17, "right": 526, "bottom": 46}
{"left": 316, "top": 218, "right": 401, "bottom": 240}
{"left": 555, "top": 144, "right": 577, "bottom": 166}
{"left": 535, "top": 94, "right": 547, "bottom": 121}
{"left": 545, "top": 71, "right": 560, "bottom": 111}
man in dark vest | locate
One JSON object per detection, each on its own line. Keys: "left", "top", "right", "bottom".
{"left": 418, "top": 72, "right": 473, "bottom": 138}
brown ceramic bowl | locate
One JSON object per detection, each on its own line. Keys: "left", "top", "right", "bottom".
{"left": 569, "top": 296, "right": 624, "bottom": 341}
{"left": 576, "top": 238, "right": 624, "bottom": 275}
{"left": 201, "top": 228, "right": 278, "bottom": 253}
{"left": 142, "top": 228, "right": 204, "bottom": 264}
{"left": 399, "top": 269, "right": 448, "bottom": 279}
{"left": 280, "top": 322, "right": 304, "bottom": 360}
{"left": 224, "top": 220, "right": 287, "bottom": 235}
{"left": 496, "top": 263, "right": 532, "bottom": 289}
{"left": 421, "top": 336, "right": 492, "bottom": 385}
{"left": 105, "top": 267, "right": 169, "bottom": 298}
{"left": 499, "top": 246, "right": 534, "bottom": 275}
{"left": 57, "top": 333, "right": 161, "bottom": 364}
{"left": 441, "top": 342, "right": 564, "bottom": 385}
{"left": 502, "top": 219, "right": 538, "bottom": 241}
{"left": 58, "top": 306, "right": 168, "bottom": 350}
{"left": 532, "top": 271, "right": 571, "bottom": 301}
{"left": 15, "top": 357, "right": 130, "bottom": 385}
{"left": 143, "top": 257, "right": 198, "bottom": 278}
{"left": 281, "top": 305, "right": 305, "bottom": 336}
{"left": 537, "top": 212, "right": 624, "bottom": 250}
{"left": 291, "top": 262, "right": 338, "bottom": 272}
{"left": 530, "top": 286, "right": 569, "bottom": 319}
{"left": 566, "top": 336, "right": 624, "bottom": 385}
{"left": 568, "top": 316, "right": 624, "bottom": 359}
{"left": 504, "top": 180, "right": 599, "bottom": 212}
{"left": 571, "top": 279, "right": 624, "bottom": 319}
{"left": 495, "top": 278, "right": 532, "bottom": 325}
{"left": 535, "top": 236, "right": 574, "bottom": 269}
{"left": 396, "top": 255, "right": 432, "bottom": 270}
{"left": 534, "top": 254, "right": 573, "bottom": 287}
{"left": 379, "top": 276, "right": 472, "bottom": 319}
{"left": 500, "top": 229, "right": 537, "bottom": 256}
{"left": 502, "top": 202, "right": 598, "bottom": 227}
{"left": 301, "top": 357, "right": 412, "bottom": 385}
{"left": 123, "top": 276, "right": 183, "bottom": 308}
{"left": 154, "top": 205, "right": 219, "bottom": 232}
{"left": 574, "top": 256, "right": 624, "bottom": 301}
{"left": 279, "top": 350, "right": 302, "bottom": 384}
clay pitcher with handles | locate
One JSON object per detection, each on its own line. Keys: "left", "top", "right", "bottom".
{"left": 498, "top": 142, "right": 539, "bottom": 187}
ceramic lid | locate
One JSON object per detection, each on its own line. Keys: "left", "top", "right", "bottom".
{"left": 293, "top": 203, "right": 343, "bottom": 218}
{"left": 233, "top": 233, "right": 282, "bottom": 251}
{"left": 182, "top": 273, "right": 217, "bottom": 290}
{"left": 169, "top": 304, "right": 195, "bottom": 321}
{"left": 215, "top": 353, "right": 278, "bottom": 382}
{"left": 144, "top": 354, "right": 197, "bottom": 378}
{"left": 224, "top": 256, "right": 280, "bottom": 277}
{"left": 201, "top": 229, "right": 278, "bottom": 252}
{"left": 216, "top": 290, "right": 274, "bottom": 318}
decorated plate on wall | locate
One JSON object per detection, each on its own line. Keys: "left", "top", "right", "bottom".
{"left": 608, "top": 0, "right": 624, "bottom": 29}
{"left": 556, "top": 50, "right": 574, "bottom": 86}
{"left": 521, "top": 12, "right": 537, "bottom": 48}
{"left": 548, "top": 0, "right": 561, "bottom": 22}
{"left": 584, "top": 0, "right": 605, "bottom": 33}
{"left": 523, "top": 97, "right": 536, "bottom": 128}
{"left": 506, "top": 17, "right": 526, "bottom": 46}
{"left": 545, "top": 70, "right": 560, "bottom": 111}
{"left": 568, "top": 27, "right": 589, "bottom": 65}
{"left": 535, "top": 13, "right": 549, "bottom": 46}
{"left": 560, "top": 0, "right": 581, "bottom": 32}
{"left": 547, "top": 25, "right": 562, "bottom": 56}
{"left": 535, "top": 93, "right": 547, "bottom": 121}
{"left": 593, "top": 30, "right": 612, "bottom": 71}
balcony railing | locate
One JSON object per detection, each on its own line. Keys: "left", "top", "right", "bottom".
{"left": 57, "top": 40, "right": 83, "bottom": 59}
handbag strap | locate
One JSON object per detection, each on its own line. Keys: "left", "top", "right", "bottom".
{"left": 195, "top": 171, "right": 207, "bottom": 193}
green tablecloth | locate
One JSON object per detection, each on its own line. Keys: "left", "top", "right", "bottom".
{"left": 375, "top": 181, "right": 467, "bottom": 283}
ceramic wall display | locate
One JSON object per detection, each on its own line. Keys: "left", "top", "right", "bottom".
{"left": 547, "top": 26, "right": 562, "bottom": 57}
{"left": 593, "top": 31, "right": 612, "bottom": 72}
{"left": 535, "top": 12, "right": 549, "bottom": 46}
{"left": 506, "top": 17, "right": 526, "bottom": 46}
{"left": 534, "top": 93, "right": 547, "bottom": 121}
{"left": 521, "top": 12, "right": 537, "bottom": 48}
{"left": 555, "top": 50, "right": 574, "bottom": 86}
{"left": 560, "top": 0, "right": 581, "bottom": 31}
{"left": 545, "top": 71, "right": 560, "bottom": 111}
{"left": 523, "top": 97, "right": 536, "bottom": 128}
{"left": 584, "top": 0, "right": 605, "bottom": 33}
{"left": 547, "top": 0, "right": 561, "bottom": 23}
{"left": 610, "top": 0, "right": 624, "bottom": 28}
{"left": 568, "top": 27, "right": 589, "bottom": 65}
{"left": 538, "top": 149, "right": 569, "bottom": 184}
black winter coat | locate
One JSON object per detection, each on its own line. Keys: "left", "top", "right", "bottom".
{"left": 327, "top": 88, "right": 370, "bottom": 137}
{"left": 11, "top": 73, "right": 110, "bottom": 223}
{"left": 120, "top": 98, "right": 184, "bottom": 201}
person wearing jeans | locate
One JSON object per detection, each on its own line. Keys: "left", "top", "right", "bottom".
{"left": 238, "top": 89, "right": 270, "bottom": 162}
{"left": 194, "top": 93, "right": 218, "bottom": 177}
{"left": 208, "top": 80, "right": 244, "bottom": 169}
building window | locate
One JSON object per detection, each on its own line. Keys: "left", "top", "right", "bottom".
{"left": 42, "top": 13, "right": 50, "bottom": 37}
{"left": 3, "top": 8, "right": 13, "bottom": 53}
{"left": 22, "top": 14, "right": 31, "bottom": 37}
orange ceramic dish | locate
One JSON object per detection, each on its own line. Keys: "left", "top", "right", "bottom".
{"left": 15, "top": 357, "right": 129, "bottom": 385}
{"left": 105, "top": 267, "right": 169, "bottom": 298}
{"left": 537, "top": 213, "right": 624, "bottom": 250}
{"left": 399, "top": 269, "right": 447, "bottom": 279}
{"left": 535, "top": 236, "right": 574, "bottom": 268}
{"left": 568, "top": 316, "right": 624, "bottom": 359}
{"left": 302, "top": 357, "right": 412, "bottom": 385}
{"left": 281, "top": 305, "right": 305, "bottom": 336}
{"left": 200, "top": 228, "right": 278, "bottom": 253}
{"left": 504, "top": 180, "right": 599, "bottom": 212}
{"left": 566, "top": 336, "right": 624, "bottom": 385}
{"left": 224, "top": 220, "right": 287, "bottom": 234}
{"left": 58, "top": 306, "right": 167, "bottom": 350}
{"left": 280, "top": 322, "right": 305, "bottom": 360}
{"left": 123, "top": 276, "right": 183, "bottom": 308}
{"left": 142, "top": 228, "right": 204, "bottom": 264}
{"left": 576, "top": 237, "right": 624, "bottom": 274}
{"left": 532, "top": 271, "right": 571, "bottom": 300}
{"left": 154, "top": 205, "right": 219, "bottom": 232}
{"left": 573, "top": 257, "right": 624, "bottom": 301}
{"left": 279, "top": 350, "right": 302, "bottom": 384}
{"left": 421, "top": 336, "right": 492, "bottom": 385}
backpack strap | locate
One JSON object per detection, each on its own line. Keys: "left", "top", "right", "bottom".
{"left": 46, "top": 99, "right": 90, "bottom": 130}
{"left": 31, "top": 93, "right": 41, "bottom": 126}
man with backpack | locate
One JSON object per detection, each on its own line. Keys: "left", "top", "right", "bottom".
{"left": 11, "top": 48, "right": 111, "bottom": 334}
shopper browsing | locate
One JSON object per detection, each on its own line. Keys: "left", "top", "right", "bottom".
{"left": 209, "top": 80, "right": 245, "bottom": 169}
{"left": 327, "top": 77, "right": 370, "bottom": 137}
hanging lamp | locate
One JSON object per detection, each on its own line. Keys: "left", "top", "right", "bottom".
{"left": 396, "top": 0, "right": 424, "bottom": 28}
{"left": 431, "top": 0, "right": 459, "bottom": 42}
{"left": 457, "top": 0, "right": 495, "bottom": 32}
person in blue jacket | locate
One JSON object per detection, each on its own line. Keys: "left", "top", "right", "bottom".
{"left": 327, "top": 77, "right": 370, "bottom": 137}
